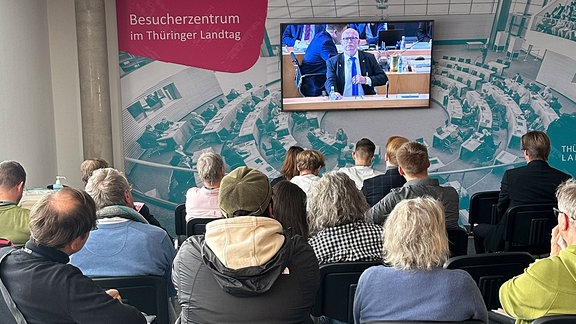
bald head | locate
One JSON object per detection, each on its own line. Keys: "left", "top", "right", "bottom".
{"left": 341, "top": 28, "right": 360, "bottom": 56}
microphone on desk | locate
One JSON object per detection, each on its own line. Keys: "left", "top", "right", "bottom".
{"left": 385, "top": 81, "right": 389, "bottom": 98}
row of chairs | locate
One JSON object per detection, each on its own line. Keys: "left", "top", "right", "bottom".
{"left": 469, "top": 191, "right": 558, "bottom": 255}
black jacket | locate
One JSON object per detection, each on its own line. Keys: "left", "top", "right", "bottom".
{"left": 0, "top": 240, "right": 146, "bottom": 324}
{"left": 172, "top": 217, "right": 319, "bottom": 324}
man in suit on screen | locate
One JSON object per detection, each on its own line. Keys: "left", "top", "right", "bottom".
{"left": 324, "top": 28, "right": 388, "bottom": 99}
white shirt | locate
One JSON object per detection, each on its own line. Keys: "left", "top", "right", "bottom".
{"left": 338, "top": 166, "right": 383, "bottom": 190}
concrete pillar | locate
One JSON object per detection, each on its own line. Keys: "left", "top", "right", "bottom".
{"left": 75, "top": 0, "right": 113, "bottom": 161}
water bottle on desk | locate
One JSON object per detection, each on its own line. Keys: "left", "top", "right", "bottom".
{"left": 329, "top": 86, "right": 337, "bottom": 101}
{"left": 400, "top": 36, "right": 406, "bottom": 50}
{"left": 397, "top": 54, "right": 403, "bottom": 73}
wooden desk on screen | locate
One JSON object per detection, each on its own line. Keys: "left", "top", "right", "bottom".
{"left": 282, "top": 94, "right": 429, "bottom": 111}
{"left": 282, "top": 49, "right": 431, "bottom": 99}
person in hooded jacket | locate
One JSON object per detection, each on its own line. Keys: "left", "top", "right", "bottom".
{"left": 172, "top": 166, "right": 320, "bottom": 324}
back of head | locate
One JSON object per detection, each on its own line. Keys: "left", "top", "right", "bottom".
{"left": 296, "top": 149, "right": 326, "bottom": 173}
{"left": 521, "top": 130, "right": 550, "bottom": 161}
{"left": 0, "top": 160, "right": 26, "bottom": 189}
{"left": 383, "top": 197, "right": 449, "bottom": 270}
{"left": 396, "top": 141, "right": 429, "bottom": 176}
{"left": 85, "top": 168, "right": 130, "bottom": 209}
{"left": 557, "top": 179, "right": 576, "bottom": 225}
{"left": 354, "top": 138, "right": 376, "bottom": 162}
{"left": 219, "top": 166, "right": 272, "bottom": 218}
{"left": 308, "top": 171, "right": 370, "bottom": 234}
{"left": 30, "top": 187, "right": 97, "bottom": 249}
{"left": 272, "top": 180, "right": 309, "bottom": 237}
{"left": 386, "top": 136, "right": 409, "bottom": 166}
{"left": 80, "top": 158, "right": 109, "bottom": 184}
{"left": 197, "top": 151, "right": 225, "bottom": 185}
{"left": 281, "top": 146, "right": 304, "bottom": 180}
{"left": 326, "top": 23, "right": 348, "bottom": 34}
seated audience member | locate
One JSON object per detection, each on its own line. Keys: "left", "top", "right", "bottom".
{"left": 338, "top": 138, "right": 383, "bottom": 190}
{"left": 291, "top": 149, "right": 326, "bottom": 196}
{"left": 334, "top": 127, "right": 348, "bottom": 150}
{"left": 137, "top": 124, "right": 167, "bottom": 154}
{"left": 325, "top": 28, "right": 388, "bottom": 99}
{"left": 354, "top": 197, "right": 487, "bottom": 323}
{"left": 172, "top": 167, "right": 320, "bottom": 324}
{"left": 185, "top": 151, "right": 225, "bottom": 221}
{"left": 201, "top": 103, "right": 218, "bottom": 120}
{"left": 80, "top": 157, "right": 109, "bottom": 184}
{"left": 499, "top": 179, "right": 576, "bottom": 324}
{"left": 0, "top": 187, "right": 146, "bottom": 323}
{"left": 474, "top": 130, "right": 572, "bottom": 253}
{"left": 270, "top": 146, "right": 304, "bottom": 187}
{"left": 362, "top": 136, "right": 409, "bottom": 206}
{"left": 307, "top": 171, "right": 383, "bottom": 265}
{"left": 154, "top": 117, "right": 174, "bottom": 133}
{"left": 0, "top": 160, "right": 30, "bottom": 245}
{"left": 367, "top": 141, "right": 460, "bottom": 231}
{"left": 70, "top": 168, "right": 176, "bottom": 294}
{"left": 272, "top": 180, "right": 309, "bottom": 238}
{"left": 300, "top": 24, "right": 348, "bottom": 97}
{"left": 417, "top": 21, "right": 433, "bottom": 42}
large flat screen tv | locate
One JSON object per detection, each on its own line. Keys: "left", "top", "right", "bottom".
{"left": 280, "top": 20, "right": 434, "bottom": 111}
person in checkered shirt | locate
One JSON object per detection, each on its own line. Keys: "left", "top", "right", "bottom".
{"left": 307, "top": 171, "right": 383, "bottom": 265}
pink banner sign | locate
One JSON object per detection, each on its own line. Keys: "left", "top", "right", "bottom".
{"left": 117, "top": 0, "right": 268, "bottom": 72}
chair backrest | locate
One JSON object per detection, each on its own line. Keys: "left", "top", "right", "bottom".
{"left": 504, "top": 203, "right": 557, "bottom": 255}
{"left": 92, "top": 276, "right": 170, "bottom": 324}
{"left": 469, "top": 191, "right": 500, "bottom": 229}
{"left": 174, "top": 204, "right": 186, "bottom": 236}
{"left": 444, "top": 252, "right": 535, "bottom": 310}
{"left": 447, "top": 228, "right": 469, "bottom": 257}
{"left": 365, "top": 320, "right": 484, "bottom": 324}
{"left": 532, "top": 315, "right": 576, "bottom": 324}
{"left": 312, "top": 261, "right": 382, "bottom": 323}
{"left": 290, "top": 52, "right": 303, "bottom": 90}
{"left": 186, "top": 217, "right": 221, "bottom": 237}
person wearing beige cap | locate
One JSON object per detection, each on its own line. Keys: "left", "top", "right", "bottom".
{"left": 172, "top": 166, "right": 320, "bottom": 324}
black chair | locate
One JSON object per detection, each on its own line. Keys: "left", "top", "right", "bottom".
{"left": 92, "top": 276, "right": 169, "bottom": 324}
{"left": 503, "top": 203, "right": 557, "bottom": 255}
{"left": 532, "top": 315, "right": 576, "bottom": 323}
{"left": 174, "top": 204, "right": 186, "bottom": 247}
{"left": 312, "top": 261, "right": 382, "bottom": 324}
{"left": 469, "top": 191, "right": 500, "bottom": 232}
{"left": 444, "top": 252, "right": 535, "bottom": 310}
{"left": 289, "top": 52, "right": 324, "bottom": 97}
{"left": 447, "top": 228, "right": 469, "bottom": 257}
{"left": 186, "top": 217, "right": 220, "bottom": 237}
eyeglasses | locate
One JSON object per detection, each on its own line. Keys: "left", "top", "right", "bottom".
{"left": 341, "top": 36, "right": 359, "bottom": 42}
{"left": 554, "top": 207, "right": 576, "bottom": 221}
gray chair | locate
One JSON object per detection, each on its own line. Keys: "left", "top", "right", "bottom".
{"left": 186, "top": 217, "right": 221, "bottom": 237}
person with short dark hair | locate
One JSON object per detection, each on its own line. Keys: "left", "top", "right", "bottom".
{"left": 338, "top": 138, "right": 383, "bottom": 189}
{"left": 0, "top": 160, "right": 30, "bottom": 245}
{"left": 367, "top": 141, "right": 460, "bottom": 231}
{"left": 173, "top": 167, "right": 319, "bottom": 324}
{"left": 362, "top": 136, "right": 409, "bottom": 206}
{"left": 474, "top": 130, "right": 572, "bottom": 253}
{"left": 0, "top": 187, "right": 146, "bottom": 324}
{"left": 499, "top": 178, "right": 576, "bottom": 323}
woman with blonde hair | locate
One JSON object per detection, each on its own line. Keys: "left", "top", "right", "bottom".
{"left": 307, "top": 171, "right": 382, "bottom": 265}
{"left": 353, "top": 197, "right": 487, "bottom": 323}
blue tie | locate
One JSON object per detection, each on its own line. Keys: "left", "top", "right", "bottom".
{"left": 350, "top": 57, "right": 358, "bottom": 96}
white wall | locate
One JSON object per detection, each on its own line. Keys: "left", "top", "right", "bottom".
{"left": 0, "top": 0, "right": 58, "bottom": 188}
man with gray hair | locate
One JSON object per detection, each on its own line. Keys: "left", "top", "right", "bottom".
{"left": 173, "top": 166, "right": 320, "bottom": 323}
{"left": 69, "top": 168, "right": 175, "bottom": 294}
{"left": 0, "top": 187, "right": 146, "bottom": 323}
{"left": 185, "top": 151, "right": 225, "bottom": 221}
{"left": 0, "top": 160, "right": 30, "bottom": 245}
{"left": 499, "top": 179, "right": 576, "bottom": 323}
